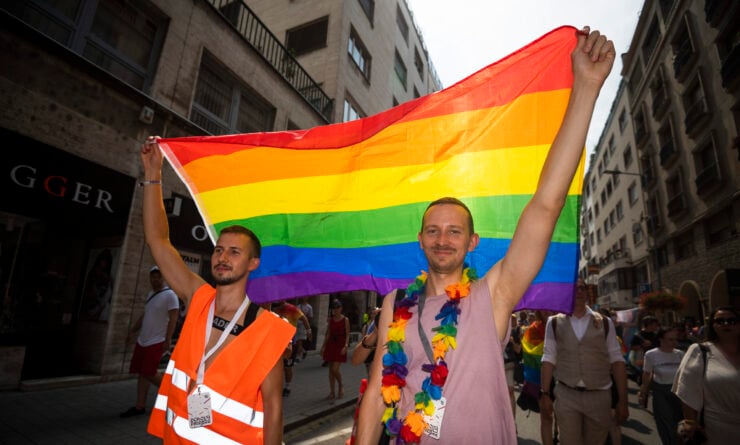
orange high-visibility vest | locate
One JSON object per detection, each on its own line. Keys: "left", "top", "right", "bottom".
{"left": 148, "top": 284, "right": 294, "bottom": 444}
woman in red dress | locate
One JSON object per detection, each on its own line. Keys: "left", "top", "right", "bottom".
{"left": 321, "top": 299, "right": 350, "bottom": 399}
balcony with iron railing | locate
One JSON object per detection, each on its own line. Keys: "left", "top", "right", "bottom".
{"left": 206, "top": 0, "right": 333, "bottom": 121}
{"left": 721, "top": 44, "right": 740, "bottom": 91}
{"left": 659, "top": 140, "right": 678, "bottom": 166}
{"left": 695, "top": 161, "right": 722, "bottom": 194}
{"left": 652, "top": 88, "right": 669, "bottom": 119}
{"left": 673, "top": 39, "right": 696, "bottom": 82}
{"left": 684, "top": 99, "right": 710, "bottom": 137}
{"left": 667, "top": 192, "right": 686, "bottom": 218}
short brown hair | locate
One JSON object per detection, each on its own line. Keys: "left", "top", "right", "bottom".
{"left": 219, "top": 225, "right": 261, "bottom": 258}
{"left": 422, "top": 197, "right": 475, "bottom": 234}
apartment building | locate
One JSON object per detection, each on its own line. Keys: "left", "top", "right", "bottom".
{"left": 246, "top": 0, "right": 442, "bottom": 123}
{"left": 0, "top": 0, "right": 331, "bottom": 386}
{"left": 581, "top": 81, "right": 650, "bottom": 310}
{"left": 583, "top": 0, "right": 740, "bottom": 320}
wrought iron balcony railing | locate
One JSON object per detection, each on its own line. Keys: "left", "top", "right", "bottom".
{"left": 206, "top": 0, "right": 333, "bottom": 122}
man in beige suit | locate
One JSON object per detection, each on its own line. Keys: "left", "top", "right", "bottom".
{"left": 540, "top": 280, "right": 628, "bottom": 445}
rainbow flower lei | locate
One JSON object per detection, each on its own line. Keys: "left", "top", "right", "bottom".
{"left": 381, "top": 266, "right": 477, "bottom": 443}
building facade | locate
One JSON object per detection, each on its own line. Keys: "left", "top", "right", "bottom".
{"left": 580, "top": 81, "right": 650, "bottom": 310}
{"left": 246, "top": 0, "right": 442, "bottom": 123}
{"left": 0, "top": 0, "right": 331, "bottom": 386}
{"left": 583, "top": 0, "right": 740, "bottom": 320}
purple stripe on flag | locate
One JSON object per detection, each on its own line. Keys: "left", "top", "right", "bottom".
{"left": 246, "top": 272, "right": 412, "bottom": 303}
{"left": 515, "top": 281, "right": 576, "bottom": 314}
{"left": 248, "top": 271, "right": 575, "bottom": 313}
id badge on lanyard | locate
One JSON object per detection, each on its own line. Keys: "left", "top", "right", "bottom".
{"left": 188, "top": 296, "right": 249, "bottom": 429}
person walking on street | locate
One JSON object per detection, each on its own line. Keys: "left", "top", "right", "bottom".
{"left": 540, "top": 279, "right": 629, "bottom": 445}
{"left": 321, "top": 299, "right": 350, "bottom": 399}
{"left": 120, "top": 266, "right": 180, "bottom": 418}
{"left": 139, "top": 138, "right": 295, "bottom": 444}
{"left": 273, "top": 300, "right": 312, "bottom": 396}
{"left": 357, "top": 27, "right": 616, "bottom": 444}
{"left": 673, "top": 306, "right": 740, "bottom": 444}
{"left": 638, "top": 327, "right": 684, "bottom": 445}
{"left": 297, "top": 297, "right": 314, "bottom": 360}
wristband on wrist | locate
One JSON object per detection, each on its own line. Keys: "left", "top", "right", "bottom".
{"left": 539, "top": 388, "right": 552, "bottom": 399}
{"left": 139, "top": 180, "right": 162, "bottom": 186}
{"left": 361, "top": 336, "right": 376, "bottom": 349}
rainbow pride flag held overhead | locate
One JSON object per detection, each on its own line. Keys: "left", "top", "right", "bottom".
{"left": 521, "top": 322, "right": 546, "bottom": 384}
{"left": 159, "top": 26, "right": 583, "bottom": 312}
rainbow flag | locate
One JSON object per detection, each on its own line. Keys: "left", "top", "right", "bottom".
{"left": 159, "top": 26, "right": 582, "bottom": 311}
{"left": 521, "top": 321, "right": 546, "bottom": 384}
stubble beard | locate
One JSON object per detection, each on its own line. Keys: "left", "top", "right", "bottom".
{"left": 212, "top": 268, "right": 247, "bottom": 286}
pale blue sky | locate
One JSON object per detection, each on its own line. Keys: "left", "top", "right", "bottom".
{"left": 406, "top": 0, "right": 644, "bottom": 158}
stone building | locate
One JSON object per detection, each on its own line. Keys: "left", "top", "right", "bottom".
{"left": 246, "top": 0, "right": 442, "bottom": 122}
{"left": 581, "top": 0, "right": 740, "bottom": 322}
{"left": 0, "top": 0, "right": 332, "bottom": 387}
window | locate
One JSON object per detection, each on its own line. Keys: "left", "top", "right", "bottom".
{"left": 414, "top": 47, "right": 424, "bottom": 77}
{"left": 666, "top": 173, "right": 685, "bottom": 217}
{"left": 634, "top": 107, "right": 648, "bottom": 145}
{"left": 396, "top": 5, "right": 409, "bottom": 42}
{"left": 191, "top": 55, "right": 275, "bottom": 135}
{"left": 7, "top": 0, "right": 167, "bottom": 92}
{"left": 597, "top": 228, "right": 602, "bottom": 243}
{"left": 704, "top": 207, "right": 734, "bottom": 246}
{"left": 392, "top": 96, "right": 399, "bottom": 107}
{"left": 682, "top": 74, "right": 709, "bottom": 135}
{"left": 595, "top": 203, "right": 600, "bottom": 218}
{"left": 642, "top": 18, "right": 660, "bottom": 62}
{"left": 606, "top": 179, "right": 613, "bottom": 198}
{"left": 628, "top": 182, "right": 639, "bottom": 206}
{"left": 657, "top": 246, "right": 669, "bottom": 267}
{"left": 394, "top": 50, "right": 407, "bottom": 89}
{"left": 609, "top": 209, "right": 616, "bottom": 228}
{"left": 348, "top": 27, "right": 371, "bottom": 80}
{"left": 694, "top": 133, "right": 721, "bottom": 193}
{"left": 659, "top": 119, "right": 677, "bottom": 165}
{"left": 633, "top": 221, "right": 644, "bottom": 245}
{"left": 619, "top": 110, "right": 628, "bottom": 133}
{"left": 601, "top": 190, "right": 607, "bottom": 206}
{"left": 651, "top": 67, "right": 669, "bottom": 118}
{"left": 619, "top": 235, "right": 627, "bottom": 252}
{"left": 413, "top": 86, "right": 420, "bottom": 99}
{"left": 358, "top": 0, "right": 374, "bottom": 24}
{"left": 343, "top": 95, "right": 364, "bottom": 122}
{"left": 659, "top": 0, "right": 674, "bottom": 21}
{"left": 616, "top": 200, "right": 624, "bottom": 221}
{"left": 286, "top": 17, "right": 329, "bottom": 56}
{"left": 623, "top": 145, "right": 634, "bottom": 169}
{"left": 604, "top": 219, "right": 610, "bottom": 235}
{"left": 608, "top": 136, "right": 616, "bottom": 154}
{"left": 672, "top": 16, "right": 696, "bottom": 80}
{"left": 674, "top": 229, "right": 695, "bottom": 261}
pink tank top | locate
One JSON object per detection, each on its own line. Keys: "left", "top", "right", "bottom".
{"left": 396, "top": 280, "right": 516, "bottom": 444}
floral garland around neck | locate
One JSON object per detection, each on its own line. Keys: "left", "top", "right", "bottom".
{"left": 381, "top": 265, "right": 477, "bottom": 444}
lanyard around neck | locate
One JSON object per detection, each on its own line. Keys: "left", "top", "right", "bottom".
{"left": 417, "top": 294, "right": 436, "bottom": 364}
{"left": 196, "top": 296, "right": 249, "bottom": 386}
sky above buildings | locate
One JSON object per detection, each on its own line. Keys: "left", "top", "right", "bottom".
{"left": 406, "top": 0, "right": 644, "bottom": 159}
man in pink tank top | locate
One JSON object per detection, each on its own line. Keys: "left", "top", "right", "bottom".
{"left": 357, "top": 27, "right": 618, "bottom": 444}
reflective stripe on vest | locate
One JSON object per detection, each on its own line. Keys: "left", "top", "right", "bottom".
{"left": 167, "top": 409, "right": 243, "bottom": 445}
{"left": 158, "top": 359, "right": 264, "bottom": 428}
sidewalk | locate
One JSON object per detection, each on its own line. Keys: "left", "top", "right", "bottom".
{"left": 0, "top": 352, "right": 367, "bottom": 444}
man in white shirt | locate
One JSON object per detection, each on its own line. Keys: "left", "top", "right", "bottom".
{"left": 540, "top": 279, "right": 628, "bottom": 445}
{"left": 120, "top": 266, "right": 180, "bottom": 417}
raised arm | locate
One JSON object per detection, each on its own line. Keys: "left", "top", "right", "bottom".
{"left": 486, "top": 27, "right": 615, "bottom": 335}
{"left": 141, "top": 136, "right": 205, "bottom": 303}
